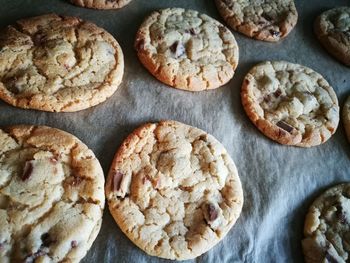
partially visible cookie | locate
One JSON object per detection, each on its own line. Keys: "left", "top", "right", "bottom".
{"left": 343, "top": 96, "right": 350, "bottom": 141}
{"left": 241, "top": 61, "right": 339, "bottom": 147}
{"left": 106, "top": 120, "right": 243, "bottom": 260}
{"left": 215, "top": 0, "right": 298, "bottom": 42}
{"left": 302, "top": 183, "right": 350, "bottom": 263}
{"left": 135, "top": 8, "right": 239, "bottom": 91}
{"left": 0, "top": 14, "right": 124, "bottom": 112}
{"left": 70, "top": 0, "right": 132, "bottom": 9}
{"left": 315, "top": 7, "right": 350, "bottom": 66}
{"left": 0, "top": 125, "right": 105, "bottom": 262}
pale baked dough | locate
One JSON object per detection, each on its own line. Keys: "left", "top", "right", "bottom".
{"left": 0, "top": 14, "right": 124, "bottom": 112}
{"left": 106, "top": 120, "right": 243, "bottom": 260}
{"left": 135, "top": 8, "right": 239, "bottom": 91}
{"left": 0, "top": 125, "right": 105, "bottom": 262}
{"left": 241, "top": 61, "right": 339, "bottom": 147}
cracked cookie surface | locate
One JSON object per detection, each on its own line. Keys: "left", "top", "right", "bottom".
{"left": 70, "top": 0, "right": 132, "bottom": 10}
{"left": 105, "top": 120, "right": 243, "bottom": 260}
{"left": 135, "top": 8, "right": 239, "bottom": 91}
{"left": 0, "top": 14, "right": 124, "bottom": 112}
{"left": 215, "top": 0, "right": 298, "bottom": 42}
{"left": 343, "top": 96, "right": 350, "bottom": 142}
{"left": 315, "top": 7, "right": 350, "bottom": 66}
{"left": 241, "top": 61, "right": 339, "bottom": 147}
{"left": 0, "top": 125, "right": 105, "bottom": 262}
{"left": 302, "top": 184, "right": 350, "bottom": 263}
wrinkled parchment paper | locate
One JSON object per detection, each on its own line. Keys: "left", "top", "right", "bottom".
{"left": 0, "top": 0, "right": 349, "bottom": 262}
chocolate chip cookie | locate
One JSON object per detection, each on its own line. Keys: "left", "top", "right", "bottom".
{"left": 241, "top": 61, "right": 339, "bottom": 147}
{"left": 0, "top": 14, "right": 124, "bottom": 112}
{"left": 0, "top": 125, "right": 105, "bottom": 262}
{"left": 343, "top": 95, "right": 350, "bottom": 142}
{"left": 70, "top": 0, "right": 132, "bottom": 10}
{"left": 302, "top": 183, "right": 350, "bottom": 262}
{"left": 215, "top": 0, "right": 298, "bottom": 42}
{"left": 105, "top": 120, "right": 243, "bottom": 260}
{"left": 135, "top": 8, "right": 239, "bottom": 91}
{"left": 315, "top": 7, "right": 350, "bottom": 66}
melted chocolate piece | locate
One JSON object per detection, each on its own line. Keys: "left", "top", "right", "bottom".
{"left": 207, "top": 204, "right": 218, "bottom": 221}
{"left": 41, "top": 233, "right": 55, "bottom": 247}
{"left": 112, "top": 171, "right": 124, "bottom": 191}
{"left": 21, "top": 161, "right": 33, "bottom": 181}
{"left": 270, "top": 30, "right": 280, "bottom": 37}
{"left": 170, "top": 41, "right": 185, "bottom": 58}
{"left": 71, "top": 240, "right": 78, "bottom": 248}
{"left": 276, "top": 121, "right": 294, "bottom": 133}
{"left": 274, "top": 89, "right": 282, "bottom": 98}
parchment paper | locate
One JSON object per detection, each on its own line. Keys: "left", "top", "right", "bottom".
{"left": 0, "top": 0, "right": 349, "bottom": 262}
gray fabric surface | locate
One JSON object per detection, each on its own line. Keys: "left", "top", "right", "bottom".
{"left": 0, "top": 0, "right": 349, "bottom": 262}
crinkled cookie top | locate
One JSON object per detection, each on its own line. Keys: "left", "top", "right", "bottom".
{"left": 135, "top": 8, "right": 239, "bottom": 91}
{"left": 302, "top": 184, "right": 350, "bottom": 263}
{"left": 215, "top": 0, "right": 298, "bottom": 41}
{"left": 70, "top": 0, "right": 132, "bottom": 10}
{"left": 0, "top": 125, "right": 105, "bottom": 262}
{"left": 0, "top": 14, "right": 124, "bottom": 112}
{"left": 315, "top": 7, "right": 350, "bottom": 66}
{"left": 106, "top": 120, "right": 243, "bottom": 260}
{"left": 241, "top": 61, "right": 339, "bottom": 147}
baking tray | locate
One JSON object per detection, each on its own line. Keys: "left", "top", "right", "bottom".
{"left": 0, "top": 0, "right": 349, "bottom": 262}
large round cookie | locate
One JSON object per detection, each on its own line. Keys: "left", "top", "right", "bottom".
{"left": 135, "top": 8, "right": 239, "bottom": 91}
{"left": 241, "top": 61, "right": 339, "bottom": 147}
{"left": 105, "top": 120, "right": 243, "bottom": 260}
{"left": 302, "top": 184, "right": 350, "bottom": 262}
{"left": 315, "top": 7, "right": 350, "bottom": 66}
{"left": 0, "top": 125, "right": 105, "bottom": 262}
{"left": 70, "top": 0, "right": 132, "bottom": 10}
{"left": 0, "top": 14, "right": 124, "bottom": 112}
{"left": 343, "top": 96, "right": 350, "bottom": 142}
{"left": 215, "top": 0, "right": 298, "bottom": 42}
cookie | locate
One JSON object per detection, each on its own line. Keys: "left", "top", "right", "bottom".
{"left": 241, "top": 61, "right": 339, "bottom": 147}
{"left": 343, "top": 95, "right": 350, "bottom": 142}
{"left": 215, "top": 0, "right": 298, "bottom": 42}
{"left": 70, "top": 0, "right": 132, "bottom": 10}
{"left": 105, "top": 120, "right": 243, "bottom": 260}
{"left": 0, "top": 14, "right": 124, "bottom": 112}
{"left": 302, "top": 183, "right": 350, "bottom": 262}
{"left": 314, "top": 7, "right": 350, "bottom": 66}
{"left": 0, "top": 125, "right": 105, "bottom": 262}
{"left": 135, "top": 8, "right": 239, "bottom": 91}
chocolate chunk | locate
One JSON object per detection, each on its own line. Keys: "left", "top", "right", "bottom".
{"left": 264, "top": 95, "right": 271, "bottom": 103}
{"left": 21, "top": 161, "right": 33, "bottom": 181}
{"left": 170, "top": 41, "right": 185, "bottom": 58}
{"left": 269, "top": 30, "right": 280, "bottom": 37}
{"left": 112, "top": 170, "right": 124, "bottom": 192}
{"left": 71, "top": 240, "right": 78, "bottom": 248}
{"left": 207, "top": 204, "right": 218, "bottom": 221}
{"left": 336, "top": 204, "right": 347, "bottom": 224}
{"left": 33, "top": 33, "right": 46, "bottom": 46}
{"left": 189, "top": 28, "right": 196, "bottom": 35}
{"left": 41, "top": 233, "right": 55, "bottom": 247}
{"left": 276, "top": 121, "right": 294, "bottom": 133}
{"left": 5, "top": 76, "right": 19, "bottom": 94}
{"left": 262, "top": 13, "right": 274, "bottom": 22}
{"left": 185, "top": 28, "right": 196, "bottom": 35}
{"left": 219, "top": 26, "right": 228, "bottom": 35}
{"left": 273, "top": 89, "right": 282, "bottom": 98}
